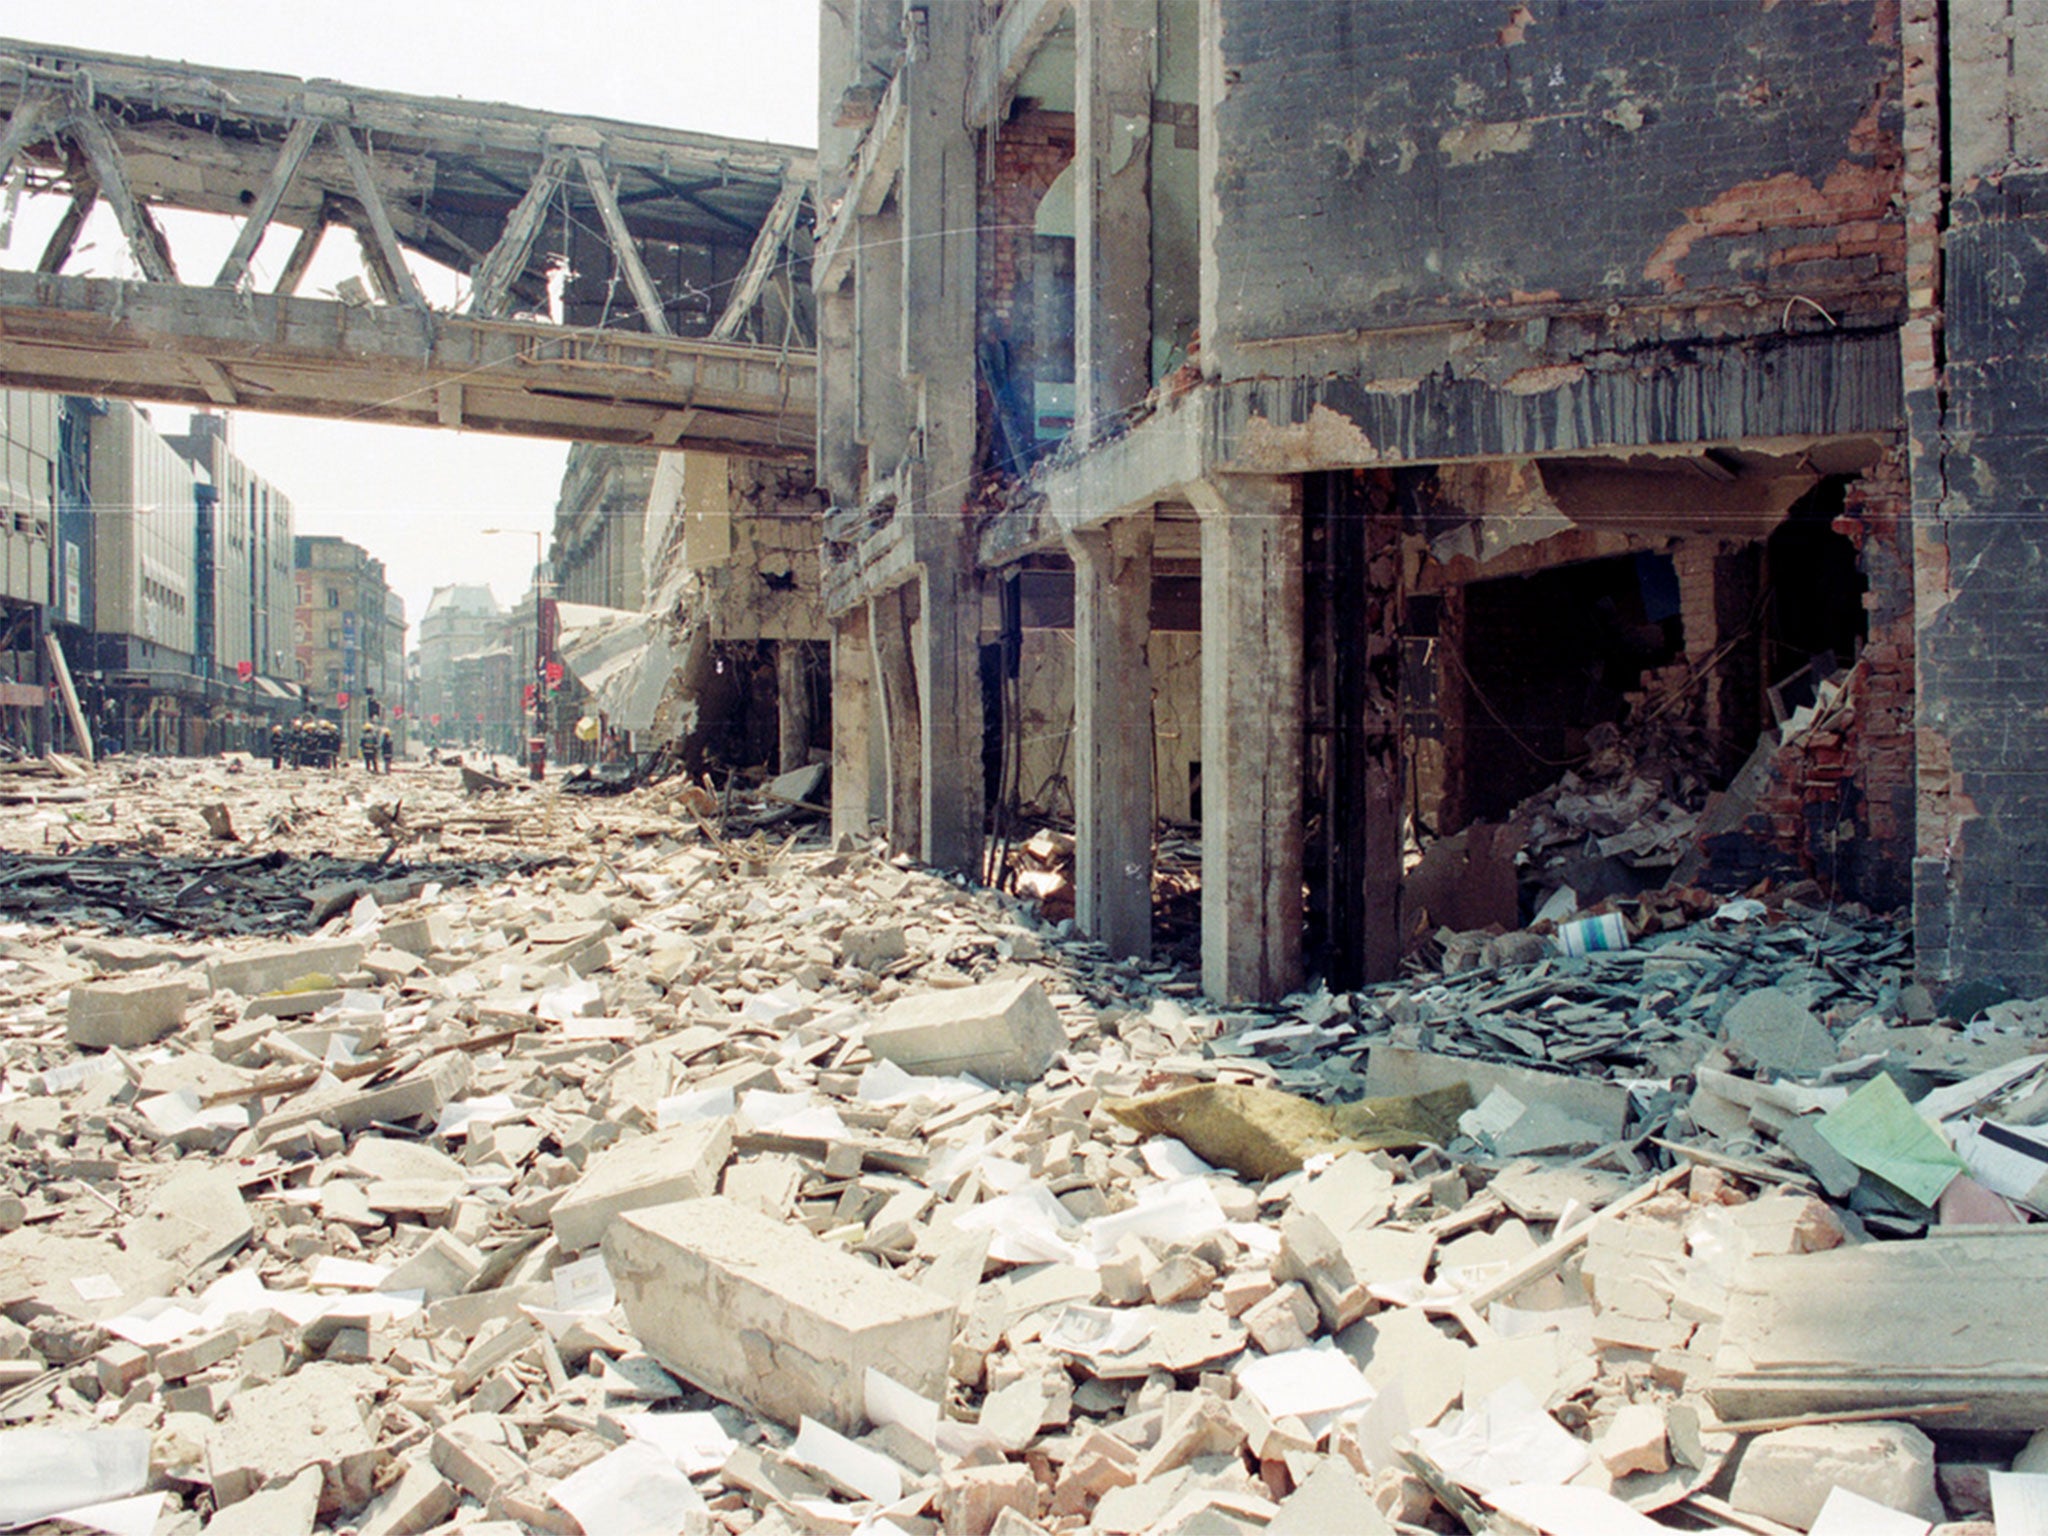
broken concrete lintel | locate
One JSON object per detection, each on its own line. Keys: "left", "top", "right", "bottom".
{"left": 1711, "top": 1228, "right": 2048, "bottom": 1431}
{"left": 605, "top": 1196, "right": 954, "bottom": 1434}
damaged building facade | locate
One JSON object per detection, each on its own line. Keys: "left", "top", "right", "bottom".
{"left": 814, "top": 0, "right": 2048, "bottom": 1002}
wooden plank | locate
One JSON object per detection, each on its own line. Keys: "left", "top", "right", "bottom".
{"left": 213, "top": 115, "right": 322, "bottom": 289}
{"left": 36, "top": 178, "right": 97, "bottom": 275}
{"left": 1709, "top": 1229, "right": 2048, "bottom": 1431}
{"left": 576, "top": 151, "right": 673, "bottom": 336}
{"left": 60, "top": 108, "right": 177, "bottom": 282}
{"left": 466, "top": 149, "right": 569, "bottom": 319}
{"left": 44, "top": 634, "right": 92, "bottom": 764}
{"left": 333, "top": 125, "right": 425, "bottom": 310}
{"left": 272, "top": 218, "right": 325, "bottom": 297}
{"left": 709, "top": 179, "right": 805, "bottom": 342}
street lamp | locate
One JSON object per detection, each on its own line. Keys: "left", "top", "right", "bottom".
{"left": 481, "top": 527, "right": 549, "bottom": 780}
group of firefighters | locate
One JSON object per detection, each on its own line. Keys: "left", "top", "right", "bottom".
{"left": 269, "top": 716, "right": 395, "bottom": 773}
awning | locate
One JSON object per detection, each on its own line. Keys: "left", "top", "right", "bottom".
{"left": 554, "top": 602, "right": 683, "bottom": 734}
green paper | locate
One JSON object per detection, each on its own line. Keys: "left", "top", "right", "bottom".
{"left": 1815, "top": 1072, "right": 1967, "bottom": 1208}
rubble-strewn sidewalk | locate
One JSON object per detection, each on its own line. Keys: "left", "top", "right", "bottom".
{"left": 0, "top": 758, "right": 2038, "bottom": 1535}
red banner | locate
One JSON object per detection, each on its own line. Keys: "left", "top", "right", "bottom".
{"left": 236, "top": 659, "right": 254, "bottom": 681}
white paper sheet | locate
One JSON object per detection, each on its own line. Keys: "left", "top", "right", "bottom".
{"left": 1488, "top": 1484, "right": 1673, "bottom": 1534}
{"left": 0, "top": 1428, "right": 150, "bottom": 1526}
{"left": 1992, "top": 1471, "right": 2048, "bottom": 1536}
{"left": 1808, "top": 1486, "right": 1931, "bottom": 1536}
{"left": 549, "top": 1440, "right": 706, "bottom": 1536}
{"left": 791, "top": 1417, "right": 904, "bottom": 1504}
{"left": 1411, "top": 1382, "right": 1589, "bottom": 1495}
{"left": 1235, "top": 1344, "right": 1374, "bottom": 1421}
{"left": 616, "top": 1411, "right": 736, "bottom": 1476}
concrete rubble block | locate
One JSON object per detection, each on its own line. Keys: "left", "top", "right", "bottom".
{"left": 207, "top": 939, "right": 366, "bottom": 998}
{"left": 865, "top": 975, "right": 1067, "bottom": 1086}
{"left": 429, "top": 1416, "right": 528, "bottom": 1503}
{"left": 205, "top": 1362, "right": 381, "bottom": 1514}
{"left": 1596, "top": 1401, "right": 1670, "bottom": 1476}
{"left": 552, "top": 1117, "right": 735, "bottom": 1254}
{"left": 357, "top": 1459, "right": 458, "bottom": 1536}
{"left": 604, "top": 1196, "right": 955, "bottom": 1433}
{"left": 379, "top": 1231, "right": 485, "bottom": 1301}
{"left": 1722, "top": 986, "right": 1840, "bottom": 1077}
{"left": 327, "top": 1051, "right": 474, "bottom": 1133}
{"left": 201, "top": 1464, "right": 323, "bottom": 1536}
{"left": 127, "top": 1166, "right": 254, "bottom": 1273}
{"left": 937, "top": 1462, "right": 1042, "bottom": 1536}
{"left": 1728, "top": 1420, "right": 1943, "bottom": 1530}
{"left": 1711, "top": 1231, "right": 2048, "bottom": 1429}
{"left": 378, "top": 913, "right": 453, "bottom": 958}
{"left": 840, "top": 922, "right": 908, "bottom": 971}
{"left": 67, "top": 976, "right": 189, "bottom": 1049}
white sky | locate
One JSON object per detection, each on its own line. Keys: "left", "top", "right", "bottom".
{"left": 0, "top": 1, "right": 820, "bottom": 635}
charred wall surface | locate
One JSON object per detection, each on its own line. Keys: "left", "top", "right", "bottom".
{"left": 1211, "top": 0, "right": 1903, "bottom": 345}
{"left": 1917, "top": 171, "right": 2048, "bottom": 992}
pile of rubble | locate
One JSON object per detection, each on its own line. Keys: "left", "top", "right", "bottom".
{"left": 0, "top": 759, "right": 2042, "bottom": 1536}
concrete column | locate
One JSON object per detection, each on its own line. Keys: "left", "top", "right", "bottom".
{"left": 916, "top": 539, "right": 985, "bottom": 876}
{"left": 1193, "top": 475, "right": 1303, "bottom": 1004}
{"left": 856, "top": 206, "right": 909, "bottom": 479}
{"left": 830, "top": 612, "right": 877, "bottom": 844}
{"left": 817, "top": 280, "right": 862, "bottom": 503}
{"left": 776, "top": 640, "right": 812, "bottom": 774}
{"left": 1076, "top": 0, "right": 1156, "bottom": 439}
{"left": 1070, "top": 513, "right": 1155, "bottom": 959}
{"left": 870, "top": 582, "right": 921, "bottom": 859}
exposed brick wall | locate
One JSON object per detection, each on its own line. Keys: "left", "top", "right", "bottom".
{"left": 978, "top": 108, "right": 1075, "bottom": 379}
{"left": 1707, "top": 451, "right": 1915, "bottom": 909}
{"left": 1212, "top": 0, "right": 1904, "bottom": 344}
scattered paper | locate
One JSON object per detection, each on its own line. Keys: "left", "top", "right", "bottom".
{"left": 1992, "top": 1471, "right": 2048, "bottom": 1536}
{"left": 791, "top": 1417, "right": 904, "bottom": 1504}
{"left": 0, "top": 1428, "right": 150, "bottom": 1526}
{"left": 1488, "top": 1484, "right": 1671, "bottom": 1535}
{"left": 1809, "top": 1486, "right": 1931, "bottom": 1536}
{"left": 1814, "top": 1073, "right": 1966, "bottom": 1207}
{"left": 550, "top": 1439, "right": 707, "bottom": 1536}
{"left": 1412, "top": 1382, "right": 1589, "bottom": 1495}
{"left": 1235, "top": 1344, "right": 1374, "bottom": 1421}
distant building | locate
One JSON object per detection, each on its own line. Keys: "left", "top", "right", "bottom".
{"left": 163, "top": 414, "right": 300, "bottom": 735}
{"left": 0, "top": 391, "right": 57, "bottom": 749}
{"left": 416, "top": 583, "right": 507, "bottom": 746}
{"left": 552, "top": 444, "right": 654, "bottom": 612}
{"left": 294, "top": 534, "right": 395, "bottom": 742}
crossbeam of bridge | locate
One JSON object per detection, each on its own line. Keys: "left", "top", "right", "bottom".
{"left": 0, "top": 37, "right": 817, "bottom": 452}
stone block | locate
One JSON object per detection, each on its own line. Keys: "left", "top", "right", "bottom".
{"left": 358, "top": 1460, "right": 458, "bottom": 1536}
{"left": 202, "top": 1464, "right": 322, "bottom": 1536}
{"left": 1722, "top": 987, "right": 1839, "bottom": 1077}
{"left": 865, "top": 976, "right": 1066, "bottom": 1086}
{"left": 206, "top": 1362, "right": 380, "bottom": 1514}
{"left": 207, "top": 940, "right": 365, "bottom": 998}
{"left": 604, "top": 1196, "right": 955, "bottom": 1432}
{"left": 841, "top": 923, "right": 907, "bottom": 971}
{"left": 1729, "top": 1420, "right": 1942, "bottom": 1530}
{"left": 67, "top": 976, "right": 188, "bottom": 1048}
{"left": 328, "top": 1052, "right": 473, "bottom": 1133}
{"left": 552, "top": 1118, "right": 734, "bottom": 1254}
{"left": 937, "top": 1463, "right": 1041, "bottom": 1536}
{"left": 379, "top": 1231, "right": 484, "bottom": 1301}
{"left": 379, "top": 914, "right": 453, "bottom": 957}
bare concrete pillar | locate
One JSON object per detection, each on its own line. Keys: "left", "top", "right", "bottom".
{"left": 870, "top": 582, "right": 922, "bottom": 859}
{"left": 1076, "top": 0, "right": 1156, "bottom": 439}
{"left": 1070, "top": 514, "right": 1155, "bottom": 959}
{"left": 916, "top": 540, "right": 985, "bottom": 876}
{"left": 776, "top": 641, "right": 813, "bottom": 774}
{"left": 1194, "top": 475, "right": 1303, "bottom": 1004}
{"left": 831, "top": 613, "right": 876, "bottom": 843}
